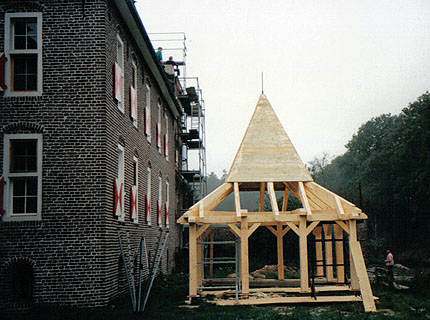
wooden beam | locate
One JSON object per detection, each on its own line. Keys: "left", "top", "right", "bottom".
{"left": 277, "top": 223, "right": 285, "bottom": 280}
{"left": 313, "top": 226, "right": 324, "bottom": 276}
{"left": 267, "top": 182, "right": 280, "bottom": 220}
{"left": 281, "top": 226, "right": 291, "bottom": 237}
{"left": 334, "top": 195, "right": 345, "bottom": 219}
{"left": 299, "top": 216, "right": 310, "bottom": 292}
{"left": 350, "top": 240, "right": 377, "bottom": 312}
{"left": 248, "top": 223, "right": 261, "bottom": 238}
{"left": 196, "top": 224, "right": 210, "bottom": 239}
{"left": 240, "top": 217, "right": 250, "bottom": 295}
{"left": 298, "top": 182, "right": 312, "bottom": 215}
{"left": 228, "top": 224, "right": 241, "bottom": 238}
{"left": 286, "top": 222, "right": 299, "bottom": 236}
{"left": 323, "top": 224, "right": 334, "bottom": 282}
{"left": 334, "top": 224, "right": 345, "bottom": 283}
{"left": 199, "top": 201, "right": 204, "bottom": 218}
{"left": 215, "top": 295, "right": 369, "bottom": 306}
{"left": 335, "top": 220, "right": 350, "bottom": 234}
{"left": 266, "top": 225, "right": 277, "bottom": 236}
{"left": 234, "top": 182, "right": 241, "bottom": 220}
{"left": 189, "top": 224, "right": 198, "bottom": 296}
{"left": 306, "top": 221, "right": 320, "bottom": 236}
{"left": 282, "top": 186, "right": 289, "bottom": 211}
{"left": 349, "top": 220, "right": 359, "bottom": 290}
{"left": 259, "top": 182, "right": 266, "bottom": 212}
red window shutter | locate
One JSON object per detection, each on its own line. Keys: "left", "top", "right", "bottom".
{"left": 130, "top": 186, "right": 138, "bottom": 222}
{"left": 114, "top": 178, "right": 123, "bottom": 217}
{"left": 0, "top": 53, "right": 5, "bottom": 92}
{"left": 130, "top": 86, "right": 137, "bottom": 120}
{"left": 114, "top": 62, "right": 122, "bottom": 102}
{"left": 0, "top": 177, "right": 6, "bottom": 215}
{"left": 145, "top": 193, "right": 151, "bottom": 223}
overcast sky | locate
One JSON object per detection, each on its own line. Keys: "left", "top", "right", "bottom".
{"left": 136, "top": 0, "right": 430, "bottom": 177}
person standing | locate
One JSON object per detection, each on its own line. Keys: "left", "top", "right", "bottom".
{"left": 156, "top": 47, "right": 163, "bottom": 62}
{"left": 385, "top": 249, "right": 394, "bottom": 286}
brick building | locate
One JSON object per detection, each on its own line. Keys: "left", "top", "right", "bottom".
{"left": 0, "top": 0, "right": 199, "bottom": 310}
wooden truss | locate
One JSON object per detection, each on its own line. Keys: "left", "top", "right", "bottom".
{"left": 177, "top": 95, "right": 376, "bottom": 312}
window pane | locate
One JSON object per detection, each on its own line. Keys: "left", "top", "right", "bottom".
{"left": 13, "top": 180, "right": 26, "bottom": 196}
{"left": 27, "top": 75, "right": 37, "bottom": 91}
{"left": 27, "top": 179, "right": 38, "bottom": 196}
{"left": 14, "top": 21, "right": 26, "bottom": 35}
{"left": 13, "top": 197, "right": 25, "bottom": 214}
{"left": 12, "top": 56, "right": 38, "bottom": 92}
{"left": 27, "top": 36, "right": 37, "bottom": 50}
{"left": 12, "top": 18, "right": 37, "bottom": 50}
{"left": 10, "top": 140, "right": 38, "bottom": 172}
{"left": 26, "top": 197, "right": 37, "bottom": 213}
{"left": 14, "top": 36, "right": 26, "bottom": 50}
{"left": 27, "top": 22, "right": 37, "bottom": 35}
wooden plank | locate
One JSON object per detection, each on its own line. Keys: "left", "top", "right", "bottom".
{"left": 299, "top": 216, "right": 309, "bottom": 292}
{"left": 277, "top": 224, "right": 285, "bottom": 280}
{"left": 249, "top": 285, "right": 352, "bottom": 293}
{"left": 350, "top": 240, "right": 377, "bottom": 312}
{"left": 307, "top": 182, "right": 356, "bottom": 208}
{"left": 259, "top": 182, "right": 266, "bottom": 212}
{"left": 228, "top": 224, "right": 241, "bottom": 238}
{"left": 298, "top": 182, "right": 312, "bottom": 215}
{"left": 303, "top": 184, "right": 331, "bottom": 209}
{"left": 267, "top": 182, "right": 280, "bottom": 220}
{"left": 323, "top": 224, "right": 334, "bottom": 282}
{"left": 306, "top": 221, "right": 320, "bottom": 236}
{"left": 282, "top": 186, "right": 289, "bottom": 211}
{"left": 334, "top": 224, "right": 345, "bottom": 283}
{"left": 266, "top": 225, "right": 277, "bottom": 236}
{"left": 240, "top": 217, "right": 249, "bottom": 294}
{"left": 313, "top": 226, "right": 324, "bottom": 276}
{"left": 216, "top": 295, "right": 367, "bottom": 306}
{"left": 248, "top": 223, "right": 261, "bottom": 238}
{"left": 234, "top": 182, "right": 241, "bottom": 220}
{"left": 189, "top": 224, "right": 198, "bottom": 296}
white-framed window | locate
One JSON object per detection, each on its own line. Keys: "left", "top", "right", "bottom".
{"left": 130, "top": 156, "right": 138, "bottom": 224}
{"left": 157, "top": 174, "right": 162, "bottom": 226}
{"left": 2, "top": 134, "right": 42, "bottom": 221}
{"left": 116, "top": 145, "right": 125, "bottom": 221}
{"left": 164, "top": 113, "right": 169, "bottom": 161}
{"left": 115, "top": 34, "right": 124, "bottom": 112}
{"left": 156, "top": 102, "right": 161, "bottom": 152}
{"left": 145, "top": 165, "right": 151, "bottom": 225}
{"left": 145, "top": 84, "right": 151, "bottom": 142}
{"left": 165, "top": 178, "right": 169, "bottom": 228}
{"left": 4, "top": 12, "right": 43, "bottom": 97}
{"left": 130, "top": 59, "right": 138, "bottom": 127}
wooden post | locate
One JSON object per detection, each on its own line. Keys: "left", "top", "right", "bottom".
{"left": 209, "top": 231, "right": 214, "bottom": 279}
{"left": 334, "top": 224, "right": 345, "bottom": 283}
{"left": 197, "top": 234, "right": 203, "bottom": 287}
{"left": 240, "top": 217, "right": 249, "bottom": 295}
{"left": 299, "top": 216, "right": 309, "bottom": 292}
{"left": 189, "top": 223, "right": 198, "bottom": 297}
{"left": 313, "top": 226, "right": 324, "bottom": 276}
{"left": 323, "top": 224, "right": 334, "bottom": 282}
{"left": 349, "top": 220, "right": 359, "bottom": 290}
{"left": 277, "top": 223, "right": 285, "bottom": 280}
{"left": 259, "top": 182, "right": 265, "bottom": 212}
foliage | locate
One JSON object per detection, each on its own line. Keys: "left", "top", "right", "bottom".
{"left": 309, "top": 92, "right": 430, "bottom": 258}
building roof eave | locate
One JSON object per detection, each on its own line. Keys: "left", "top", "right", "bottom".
{"left": 113, "top": 0, "right": 183, "bottom": 118}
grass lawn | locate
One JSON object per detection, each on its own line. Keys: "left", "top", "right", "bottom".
{"left": 3, "top": 273, "right": 430, "bottom": 320}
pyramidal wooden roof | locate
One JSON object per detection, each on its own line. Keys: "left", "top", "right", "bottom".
{"left": 226, "top": 94, "right": 313, "bottom": 183}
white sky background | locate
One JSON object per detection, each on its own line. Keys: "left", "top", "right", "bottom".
{"left": 136, "top": 0, "right": 430, "bottom": 177}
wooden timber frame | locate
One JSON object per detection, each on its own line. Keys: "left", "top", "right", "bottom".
{"left": 177, "top": 95, "right": 376, "bottom": 312}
